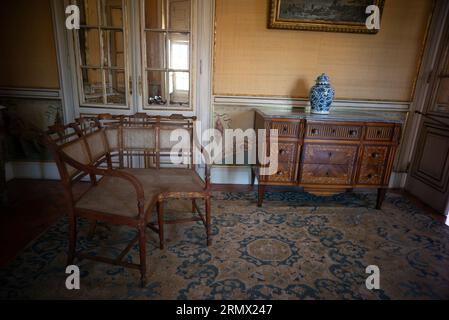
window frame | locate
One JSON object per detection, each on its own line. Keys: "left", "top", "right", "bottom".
{"left": 139, "top": 0, "right": 196, "bottom": 112}
{"left": 71, "top": 0, "right": 132, "bottom": 111}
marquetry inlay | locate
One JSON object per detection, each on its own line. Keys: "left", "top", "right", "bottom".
{"left": 303, "top": 144, "right": 357, "bottom": 165}
{"left": 271, "top": 122, "right": 300, "bottom": 138}
{"left": 366, "top": 126, "right": 394, "bottom": 141}
{"left": 305, "top": 124, "right": 361, "bottom": 140}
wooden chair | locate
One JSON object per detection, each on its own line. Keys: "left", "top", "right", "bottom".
{"left": 45, "top": 114, "right": 211, "bottom": 287}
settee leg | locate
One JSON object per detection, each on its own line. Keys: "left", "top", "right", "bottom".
{"left": 192, "top": 199, "right": 196, "bottom": 213}
{"left": 157, "top": 201, "right": 165, "bottom": 250}
{"left": 257, "top": 185, "right": 266, "bottom": 207}
{"left": 250, "top": 168, "right": 256, "bottom": 187}
{"left": 67, "top": 213, "right": 76, "bottom": 266}
{"left": 376, "top": 188, "right": 387, "bottom": 210}
{"left": 205, "top": 196, "right": 212, "bottom": 246}
{"left": 138, "top": 226, "right": 147, "bottom": 287}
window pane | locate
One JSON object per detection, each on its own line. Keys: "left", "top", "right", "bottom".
{"left": 102, "top": 30, "right": 124, "bottom": 68}
{"left": 169, "top": 71, "right": 189, "bottom": 106}
{"left": 79, "top": 0, "right": 99, "bottom": 26}
{"left": 168, "top": 33, "right": 189, "bottom": 70}
{"left": 146, "top": 32, "right": 166, "bottom": 69}
{"left": 168, "top": 0, "right": 190, "bottom": 30}
{"left": 147, "top": 71, "right": 167, "bottom": 105}
{"left": 145, "top": 0, "right": 167, "bottom": 29}
{"left": 79, "top": 28, "right": 101, "bottom": 66}
{"left": 105, "top": 69, "right": 126, "bottom": 105}
{"left": 82, "top": 68, "right": 104, "bottom": 104}
{"left": 101, "top": 0, "right": 123, "bottom": 27}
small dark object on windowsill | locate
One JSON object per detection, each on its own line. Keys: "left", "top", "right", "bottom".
{"left": 149, "top": 96, "right": 167, "bottom": 105}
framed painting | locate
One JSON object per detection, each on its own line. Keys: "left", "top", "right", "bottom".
{"left": 269, "top": 0, "right": 386, "bottom": 34}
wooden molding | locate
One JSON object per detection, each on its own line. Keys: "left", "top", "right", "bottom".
{"left": 0, "top": 87, "right": 61, "bottom": 100}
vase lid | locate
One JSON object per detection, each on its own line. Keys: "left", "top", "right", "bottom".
{"left": 316, "top": 73, "right": 330, "bottom": 85}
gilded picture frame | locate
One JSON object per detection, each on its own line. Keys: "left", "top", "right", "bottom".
{"left": 268, "top": 0, "right": 386, "bottom": 34}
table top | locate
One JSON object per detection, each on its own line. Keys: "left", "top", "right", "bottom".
{"left": 255, "top": 108, "right": 403, "bottom": 124}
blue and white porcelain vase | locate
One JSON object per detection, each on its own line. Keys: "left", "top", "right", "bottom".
{"left": 309, "top": 73, "right": 335, "bottom": 114}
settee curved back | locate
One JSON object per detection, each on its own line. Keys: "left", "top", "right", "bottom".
{"left": 45, "top": 113, "right": 202, "bottom": 188}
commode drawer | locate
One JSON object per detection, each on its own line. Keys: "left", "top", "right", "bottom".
{"left": 303, "top": 144, "right": 357, "bottom": 165}
{"left": 305, "top": 123, "right": 361, "bottom": 140}
{"left": 365, "top": 126, "right": 395, "bottom": 141}
{"left": 271, "top": 121, "right": 300, "bottom": 138}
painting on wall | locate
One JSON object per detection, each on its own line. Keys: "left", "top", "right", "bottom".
{"left": 269, "top": 0, "right": 385, "bottom": 34}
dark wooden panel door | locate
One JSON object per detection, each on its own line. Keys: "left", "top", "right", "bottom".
{"left": 406, "top": 7, "right": 449, "bottom": 215}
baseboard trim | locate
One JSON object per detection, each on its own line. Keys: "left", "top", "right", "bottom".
{"left": 5, "top": 162, "right": 14, "bottom": 182}
{"left": 211, "top": 166, "right": 407, "bottom": 188}
{"left": 6, "top": 161, "right": 60, "bottom": 180}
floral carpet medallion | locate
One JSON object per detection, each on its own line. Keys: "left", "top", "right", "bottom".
{"left": 1, "top": 191, "right": 449, "bottom": 300}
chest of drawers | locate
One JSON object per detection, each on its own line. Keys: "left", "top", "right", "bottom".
{"left": 253, "top": 109, "right": 402, "bottom": 209}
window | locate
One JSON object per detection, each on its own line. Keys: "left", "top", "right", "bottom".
{"left": 142, "top": 0, "right": 192, "bottom": 110}
{"left": 73, "top": 0, "right": 130, "bottom": 109}
{"left": 69, "top": 0, "right": 196, "bottom": 113}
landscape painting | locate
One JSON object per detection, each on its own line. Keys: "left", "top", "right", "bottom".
{"left": 269, "top": 0, "right": 385, "bottom": 34}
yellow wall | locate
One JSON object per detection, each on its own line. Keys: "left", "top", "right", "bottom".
{"left": 213, "top": 0, "right": 433, "bottom": 102}
{"left": 0, "top": 0, "right": 60, "bottom": 89}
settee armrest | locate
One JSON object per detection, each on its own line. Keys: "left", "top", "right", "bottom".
{"left": 60, "top": 152, "right": 146, "bottom": 218}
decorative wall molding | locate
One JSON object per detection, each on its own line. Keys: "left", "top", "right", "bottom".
{"left": 213, "top": 95, "right": 411, "bottom": 112}
{"left": 0, "top": 87, "right": 61, "bottom": 100}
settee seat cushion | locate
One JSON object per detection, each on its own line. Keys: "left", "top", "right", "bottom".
{"left": 75, "top": 168, "right": 205, "bottom": 218}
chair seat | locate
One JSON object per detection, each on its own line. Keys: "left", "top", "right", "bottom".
{"left": 75, "top": 168, "right": 206, "bottom": 218}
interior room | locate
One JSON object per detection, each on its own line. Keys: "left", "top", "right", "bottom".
{"left": 0, "top": 0, "right": 448, "bottom": 302}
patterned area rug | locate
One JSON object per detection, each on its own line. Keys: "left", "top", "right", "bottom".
{"left": 1, "top": 191, "right": 449, "bottom": 300}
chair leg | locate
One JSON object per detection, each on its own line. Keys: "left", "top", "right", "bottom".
{"left": 192, "top": 199, "right": 196, "bottom": 213}
{"left": 67, "top": 213, "right": 76, "bottom": 266}
{"left": 250, "top": 167, "right": 256, "bottom": 187}
{"left": 157, "top": 200, "right": 165, "bottom": 250}
{"left": 205, "top": 196, "right": 212, "bottom": 246}
{"left": 376, "top": 188, "right": 387, "bottom": 210}
{"left": 138, "top": 226, "right": 147, "bottom": 288}
{"left": 257, "top": 184, "right": 266, "bottom": 207}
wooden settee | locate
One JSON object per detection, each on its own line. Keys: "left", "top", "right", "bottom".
{"left": 45, "top": 113, "right": 211, "bottom": 286}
